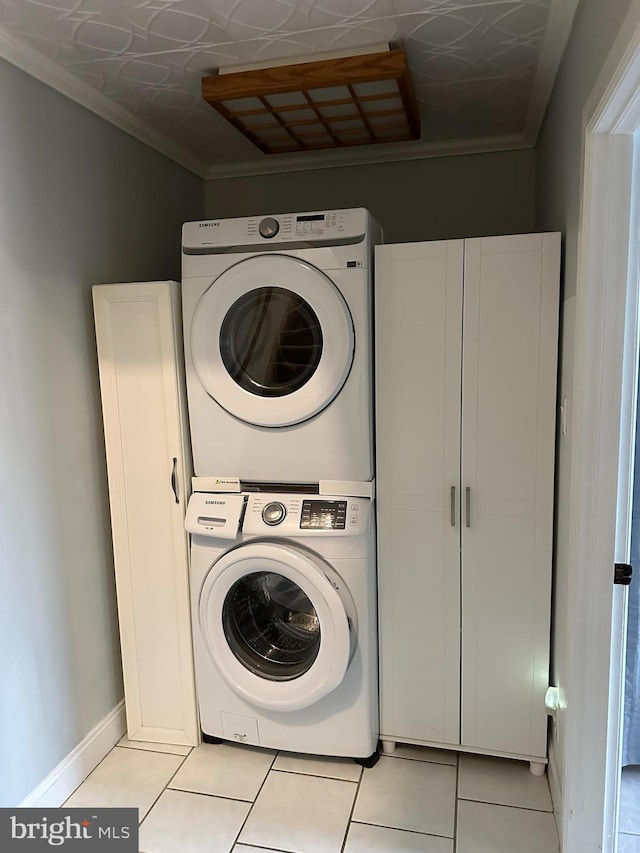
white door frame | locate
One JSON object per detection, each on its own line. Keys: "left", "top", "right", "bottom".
{"left": 562, "top": 8, "right": 640, "bottom": 850}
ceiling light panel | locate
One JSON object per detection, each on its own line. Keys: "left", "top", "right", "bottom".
{"left": 202, "top": 49, "right": 420, "bottom": 154}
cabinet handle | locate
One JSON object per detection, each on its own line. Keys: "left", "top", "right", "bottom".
{"left": 465, "top": 487, "right": 471, "bottom": 528}
{"left": 450, "top": 486, "right": 456, "bottom": 527}
{"left": 171, "top": 457, "right": 179, "bottom": 504}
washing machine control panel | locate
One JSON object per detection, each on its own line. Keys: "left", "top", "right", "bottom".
{"left": 300, "top": 499, "right": 347, "bottom": 530}
{"left": 243, "top": 494, "right": 368, "bottom": 536}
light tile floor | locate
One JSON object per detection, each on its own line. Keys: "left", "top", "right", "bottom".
{"left": 619, "top": 766, "right": 640, "bottom": 851}
{"left": 65, "top": 737, "right": 560, "bottom": 853}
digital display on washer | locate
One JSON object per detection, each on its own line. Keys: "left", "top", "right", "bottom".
{"left": 296, "top": 214, "right": 325, "bottom": 222}
{"left": 300, "top": 500, "right": 347, "bottom": 530}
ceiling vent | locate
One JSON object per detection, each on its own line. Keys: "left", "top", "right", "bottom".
{"left": 201, "top": 49, "right": 420, "bottom": 155}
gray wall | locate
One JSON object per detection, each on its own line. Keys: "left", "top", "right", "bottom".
{"left": 0, "top": 58, "right": 202, "bottom": 806}
{"left": 537, "top": 0, "right": 634, "bottom": 299}
{"left": 535, "top": 0, "right": 635, "bottom": 810}
{"left": 205, "top": 149, "right": 537, "bottom": 242}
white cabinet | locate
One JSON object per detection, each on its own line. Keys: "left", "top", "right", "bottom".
{"left": 93, "top": 281, "right": 199, "bottom": 747}
{"left": 375, "top": 233, "right": 560, "bottom": 766}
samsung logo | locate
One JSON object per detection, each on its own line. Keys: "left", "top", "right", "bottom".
{"left": 198, "top": 222, "right": 221, "bottom": 228}
{"left": 205, "top": 499, "right": 225, "bottom": 505}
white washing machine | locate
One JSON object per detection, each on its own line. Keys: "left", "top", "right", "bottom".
{"left": 181, "top": 208, "right": 381, "bottom": 483}
{"left": 185, "top": 487, "right": 378, "bottom": 761}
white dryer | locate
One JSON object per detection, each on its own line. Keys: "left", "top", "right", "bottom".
{"left": 185, "top": 488, "right": 378, "bottom": 761}
{"left": 181, "top": 208, "right": 381, "bottom": 483}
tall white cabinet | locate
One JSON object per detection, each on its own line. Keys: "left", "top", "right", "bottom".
{"left": 375, "top": 233, "right": 560, "bottom": 769}
{"left": 93, "top": 281, "right": 199, "bottom": 747}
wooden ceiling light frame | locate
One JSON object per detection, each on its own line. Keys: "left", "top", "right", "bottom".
{"left": 201, "top": 49, "right": 420, "bottom": 154}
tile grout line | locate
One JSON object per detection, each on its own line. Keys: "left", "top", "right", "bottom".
{"left": 269, "top": 766, "right": 362, "bottom": 783}
{"left": 165, "top": 785, "right": 256, "bottom": 805}
{"left": 233, "top": 843, "right": 291, "bottom": 853}
{"left": 349, "top": 818, "right": 455, "bottom": 841}
{"left": 117, "top": 742, "right": 193, "bottom": 757}
{"left": 385, "top": 754, "right": 458, "bottom": 767}
{"left": 138, "top": 749, "right": 192, "bottom": 832}
{"left": 227, "top": 748, "right": 280, "bottom": 851}
{"left": 456, "top": 797, "right": 556, "bottom": 815}
{"left": 338, "top": 756, "right": 365, "bottom": 853}
{"left": 268, "top": 768, "right": 358, "bottom": 784}
{"left": 456, "top": 794, "right": 553, "bottom": 813}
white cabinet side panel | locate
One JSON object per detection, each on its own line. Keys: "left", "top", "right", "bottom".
{"left": 375, "top": 241, "right": 463, "bottom": 746}
{"left": 93, "top": 282, "right": 198, "bottom": 747}
{"left": 461, "top": 234, "right": 559, "bottom": 759}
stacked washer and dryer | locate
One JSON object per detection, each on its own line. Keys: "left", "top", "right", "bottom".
{"left": 181, "top": 208, "right": 381, "bottom": 763}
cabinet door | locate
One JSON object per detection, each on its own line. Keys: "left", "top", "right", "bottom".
{"left": 93, "top": 281, "right": 199, "bottom": 747}
{"left": 376, "top": 241, "right": 463, "bottom": 746}
{"left": 461, "top": 234, "right": 560, "bottom": 759}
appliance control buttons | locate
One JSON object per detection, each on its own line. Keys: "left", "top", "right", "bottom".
{"left": 259, "top": 217, "right": 279, "bottom": 239}
{"left": 262, "top": 501, "right": 287, "bottom": 526}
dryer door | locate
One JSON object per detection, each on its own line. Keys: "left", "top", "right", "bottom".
{"left": 199, "top": 542, "right": 354, "bottom": 711}
{"left": 191, "top": 254, "right": 354, "bottom": 427}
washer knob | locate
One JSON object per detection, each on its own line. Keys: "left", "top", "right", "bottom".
{"left": 259, "top": 217, "right": 280, "bottom": 239}
{"left": 262, "top": 501, "right": 287, "bottom": 526}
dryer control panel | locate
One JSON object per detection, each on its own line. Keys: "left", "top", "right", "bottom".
{"left": 182, "top": 208, "right": 370, "bottom": 253}
{"left": 242, "top": 493, "right": 369, "bottom": 536}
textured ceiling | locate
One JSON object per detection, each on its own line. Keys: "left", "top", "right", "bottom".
{"left": 0, "top": 0, "right": 579, "bottom": 177}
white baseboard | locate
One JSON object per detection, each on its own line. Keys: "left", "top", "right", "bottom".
{"left": 19, "top": 699, "right": 126, "bottom": 807}
{"left": 548, "top": 740, "right": 563, "bottom": 846}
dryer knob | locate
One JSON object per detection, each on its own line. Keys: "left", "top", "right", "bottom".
{"left": 262, "top": 501, "right": 287, "bottom": 526}
{"left": 259, "top": 217, "right": 280, "bottom": 239}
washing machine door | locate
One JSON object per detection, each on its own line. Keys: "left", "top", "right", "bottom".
{"left": 191, "top": 254, "right": 354, "bottom": 427}
{"left": 199, "top": 541, "right": 355, "bottom": 711}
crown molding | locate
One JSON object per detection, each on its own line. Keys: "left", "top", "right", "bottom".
{"left": 203, "top": 133, "right": 531, "bottom": 180}
{"left": 0, "top": 25, "right": 209, "bottom": 178}
{"left": 522, "top": 0, "right": 581, "bottom": 145}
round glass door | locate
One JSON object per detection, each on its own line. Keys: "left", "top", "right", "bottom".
{"left": 222, "top": 571, "right": 320, "bottom": 680}
{"left": 191, "top": 254, "right": 354, "bottom": 427}
{"left": 219, "top": 288, "right": 323, "bottom": 398}
{"left": 199, "top": 543, "right": 353, "bottom": 711}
